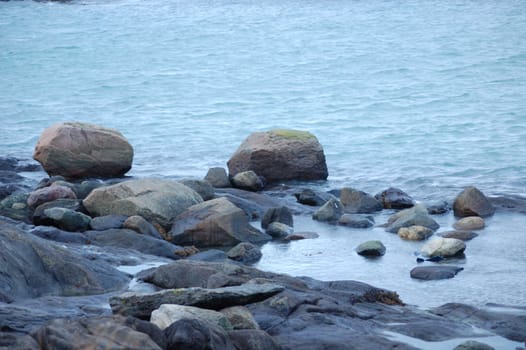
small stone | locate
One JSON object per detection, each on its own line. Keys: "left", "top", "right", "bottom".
{"left": 261, "top": 206, "right": 293, "bottom": 229}
{"left": 439, "top": 230, "right": 478, "bottom": 241}
{"left": 398, "top": 225, "right": 433, "bottom": 240}
{"left": 375, "top": 187, "right": 415, "bottom": 209}
{"left": 340, "top": 188, "right": 382, "bottom": 214}
{"left": 123, "top": 215, "right": 162, "bottom": 239}
{"left": 410, "top": 266, "right": 463, "bottom": 280}
{"left": 356, "top": 240, "right": 386, "bottom": 257}
{"left": 220, "top": 306, "right": 260, "bottom": 330}
{"left": 453, "top": 186, "right": 495, "bottom": 217}
{"left": 294, "top": 189, "right": 333, "bottom": 206}
{"left": 151, "top": 304, "right": 233, "bottom": 331}
{"left": 312, "top": 198, "right": 343, "bottom": 222}
{"left": 227, "top": 242, "right": 262, "bottom": 264}
{"left": 453, "top": 216, "right": 485, "bottom": 230}
{"left": 231, "top": 171, "right": 265, "bottom": 191}
{"left": 90, "top": 215, "right": 128, "bottom": 231}
{"left": 204, "top": 167, "right": 231, "bottom": 188}
{"left": 426, "top": 200, "right": 450, "bottom": 215}
{"left": 421, "top": 238, "right": 466, "bottom": 258}
{"left": 266, "top": 222, "right": 294, "bottom": 238}
{"left": 179, "top": 179, "right": 215, "bottom": 201}
{"left": 283, "top": 232, "right": 319, "bottom": 241}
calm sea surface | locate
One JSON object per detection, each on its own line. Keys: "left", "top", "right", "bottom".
{"left": 1, "top": 0, "right": 525, "bottom": 310}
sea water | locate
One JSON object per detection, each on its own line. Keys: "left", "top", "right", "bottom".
{"left": 1, "top": 0, "right": 525, "bottom": 308}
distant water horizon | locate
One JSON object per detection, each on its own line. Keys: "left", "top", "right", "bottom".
{"left": 1, "top": 0, "right": 525, "bottom": 203}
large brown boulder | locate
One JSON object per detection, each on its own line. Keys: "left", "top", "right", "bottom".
{"left": 83, "top": 178, "right": 203, "bottom": 230}
{"left": 453, "top": 186, "right": 495, "bottom": 217}
{"left": 227, "top": 129, "right": 328, "bottom": 182}
{"left": 169, "top": 197, "right": 271, "bottom": 247}
{"left": 33, "top": 122, "right": 133, "bottom": 179}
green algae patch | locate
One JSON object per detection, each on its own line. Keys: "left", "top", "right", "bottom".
{"left": 270, "top": 129, "right": 316, "bottom": 140}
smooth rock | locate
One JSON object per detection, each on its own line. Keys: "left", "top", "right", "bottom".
{"left": 169, "top": 197, "right": 271, "bottom": 247}
{"left": 83, "top": 178, "right": 203, "bottom": 230}
{"left": 489, "top": 194, "right": 526, "bottom": 214}
{"left": 123, "top": 215, "right": 162, "bottom": 239}
{"left": 0, "top": 192, "right": 31, "bottom": 222}
{"left": 375, "top": 187, "right": 415, "bottom": 209}
{"left": 215, "top": 188, "right": 284, "bottom": 220}
{"left": 27, "top": 184, "right": 77, "bottom": 209}
{"left": 227, "top": 129, "right": 328, "bottom": 182}
{"left": 205, "top": 167, "right": 231, "bottom": 188}
{"left": 398, "top": 225, "right": 433, "bottom": 240}
{"left": 453, "top": 186, "right": 495, "bottom": 217}
{"left": 439, "top": 230, "right": 478, "bottom": 241}
{"left": 180, "top": 178, "right": 215, "bottom": 201}
{"left": 110, "top": 282, "right": 285, "bottom": 319}
{"left": 41, "top": 207, "right": 91, "bottom": 232}
{"left": 33, "top": 121, "right": 133, "bottom": 179}
{"left": 453, "top": 340, "right": 495, "bottom": 350}
{"left": 74, "top": 179, "right": 105, "bottom": 199}
{"left": 0, "top": 218, "right": 129, "bottom": 299}
{"left": 228, "top": 329, "right": 281, "bottom": 350}
{"left": 426, "top": 200, "right": 450, "bottom": 215}
{"left": 30, "top": 316, "right": 162, "bottom": 350}
{"left": 420, "top": 238, "right": 466, "bottom": 257}
{"left": 356, "top": 240, "right": 386, "bottom": 257}
{"left": 294, "top": 188, "right": 334, "bottom": 206}
{"left": 151, "top": 304, "right": 233, "bottom": 331}
{"left": 220, "top": 306, "right": 260, "bottom": 330}
{"left": 453, "top": 216, "right": 485, "bottom": 230}
{"left": 385, "top": 204, "right": 440, "bottom": 233}
{"left": 32, "top": 198, "right": 84, "bottom": 226}
{"left": 410, "top": 266, "right": 464, "bottom": 280}
{"left": 338, "top": 214, "right": 374, "bottom": 228}
{"left": 89, "top": 214, "right": 128, "bottom": 230}
{"left": 284, "top": 231, "right": 319, "bottom": 241}
{"left": 312, "top": 198, "right": 343, "bottom": 222}
{"left": 227, "top": 242, "right": 262, "bottom": 264}
{"left": 231, "top": 170, "right": 265, "bottom": 191}
{"left": 340, "top": 187, "right": 383, "bottom": 214}
{"left": 85, "top": 229, "right": 183, "bottom": 259}
{"left": 266, "top": 222, "right": 294, "bottom": 238}
{"left": 164, "top": 318, "right": 236, "bottom": 350}
{"left": 261, "top": 206, "right": 293, "bottom": 230}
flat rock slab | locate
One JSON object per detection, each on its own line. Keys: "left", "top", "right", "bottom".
{"left": 110, "top": 282, "right": 285, "bottom": 319}
{"left": 410, "top": 266, "right": 464, "bottom": 280}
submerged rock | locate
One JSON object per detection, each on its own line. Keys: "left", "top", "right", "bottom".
{"left": 338, "top": 214, "right": 374, "bottom": 228}
{"left": 33, "top": 122, "right": 133, "bottom": 179}
{"left": 453, "top": 186, "right": 495, "bottom": 217}
{"left": 410, "top": 266, "right": 464, "bottom": 280}
{"left": 453, "top": 340, "right": 495, "bottom": 350}
{"left": 227, "top": 129, "right": 328, "bottom": 182}
{"left": 375, "top": 187, "right": 415, "bottom": 209}
{"left": 439, "top": 230, "right": 478, "bottom": 241}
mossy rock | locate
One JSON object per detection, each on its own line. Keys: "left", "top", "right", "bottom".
{"left": 270, "top": 129, "right": 316, "bottom": 141}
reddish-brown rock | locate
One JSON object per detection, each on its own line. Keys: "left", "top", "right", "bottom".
{"left": 33, "top": 122, "right": 133, "bottom": 179}
{"left": 227, "top": 129, "right": 328, "bottom": 182}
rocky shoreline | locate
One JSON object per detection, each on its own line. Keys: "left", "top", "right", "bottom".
{"left": 1, "top": 122, "right": 525, "bottom": 349}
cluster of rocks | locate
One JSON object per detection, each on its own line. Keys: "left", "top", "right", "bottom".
{"left": 1, "top": 122, "right": 525, "bottom": 350}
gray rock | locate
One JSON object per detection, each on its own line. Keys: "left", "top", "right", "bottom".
{"left": 188, "top": 249, "right": 229, "bottom": 262}
{"left": 453, "top": 340, "right": 495, "bottom": 350}
{"left": 338, "top": 214, "right": 374, "bottom": 228}
{"left": 231, "top": 170, "right": 265, "bottom": 191}
{"left": 356, "top": 240, "right": 386, "bottom": 257}
{"left": 41, "top": 207, "right": 91, "bottom": 232}
{"left": 152, "top": 304, "right": 233, "bottom": 331}
{"left": 32, "top": 198, "right": 84, "bottom": 226}
{"left": 33, "top": 122, "right": 133, "bottom": 179}
{"left": 30, "top": 316, "right": 162, "bottom": 350}
{"left": 85, "top": 229, "right": 182, "bottom": 259}
{"left": 0, "top": 192, "right": 31, "bottom": 222}
{"left": 341, "top": 187, "right": 383, "bottom": 214}
{"left": 29, "top": 225, "right": 90, "bottom": 244}
{"left": 0, "top": 218, "right": 129, "bottom": 300}
{"left": 205, "top": 167, "right": 231, "bottom": 188}
{"left": 228, "top": 329, "right": 281, "bottom": 350}
{"left": 266, "top": 222, "right": 294, "bottom": 238}
{"left": 426, "top": 200, "right": 450, "bottom": 215}
{"left": 215, "top": 188, "right": 284, "bottom": 220}
{"left": 169, "top": 197, "right": 271, "bottom": 247}
{"left": 385, "top": 204, "right": 440, "bottom": 233}
{"left": 180, "top": 178, "right": 215, "bottom": 201}
{"left": 375, "top": 187, "right": 415, "bottom": 209}
{"left": 227, "top": 129, "right": 328, "bottom": 182}
{"left": 164, "top": 318, "right": 236, "bottom": 350}
{"left": 438, "top": 230, "right": 478, "bottom": 241}
{"left": 261, "top": 206, "right": 293, "bottom": 229}
{"left": 294, "top": 188, "right": 334, "bottom": 206}
{"left": 83, "top": 178, "right": 203, "bottom": 230}
{"left": 410, "top": 266, "right": 464, "bottom": 280}
{"left": 312, "top": 198, "right": 343, "bottom": 222}
{"left": 74, "top": 179, "right": 105, "bottom": 199}
{"left": 420, "top": 238, "right": 466, "bottom": 257}
{"left": 283, "top": 231, "right": 319, "bottom": 241}
{"left": 453, "top": 216, "right": 485, "bottom": 230}
{"left": 110, "top": 282, "right": 285, "bottom": 319}
{"left": 123, "top": 215, "right": 162, "bottom": 239}
{"left": 453, "top": 186, "right": 495, "bottom": 217}
{"left": 0, "top": 332, "right": 39, "bottom": 350}
{"left": 90, "top": 214, "right": 128, "bottom": 230}
{"left": 489, "top": 194, "right": 526, "bottom": 214}
{"left": 227, "top": 242, "right": 262, "bottom": 264}
{"left": 220, "top": 306, "right": 260, "bottom": 330}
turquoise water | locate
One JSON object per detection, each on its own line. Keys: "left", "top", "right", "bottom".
{"left": 1, "top": 0, "right": 525, "bottom": 201}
